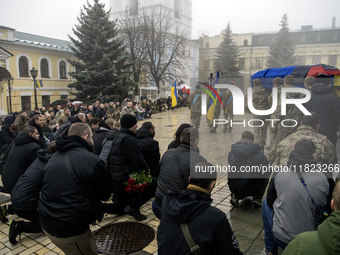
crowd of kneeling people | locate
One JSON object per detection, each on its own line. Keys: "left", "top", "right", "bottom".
{"left": 0, "top": 98, "right": 338, "bottom": 255}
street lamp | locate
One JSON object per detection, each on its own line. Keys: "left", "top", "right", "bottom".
{"left": 30, "top": 67, "right": 38, "bottom": 108}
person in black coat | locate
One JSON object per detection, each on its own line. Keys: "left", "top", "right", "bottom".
{"left": 154, "top": 127, "right": 206, "bottom": 219}
{"left": 228, "top": 131, "right": 270, "bottom": 207}
{"left": 4, "top": 143, "right": 56, "bottom": 244}
{"left": 303, "top": 74, "right": 340, "bottom": 146}
{"left": 93, "top": 119, "right": 114, "bottom": 155}
{"left": 167, "top": 123, "right": 192, "bottom": 149}
{"left": 38, "top": 123, "right": 112, "bottom": 254}
{"left": 96, "top": 103, "right": 106, "bottom": 120}
{"left": 29, "top": 114, "right": 46, "bottom": 148}
{"left": 109, "top": 114, "right": 156, "bottom": 221}
{"left": 1, "top": 126, "right": 41, "bottom": 193}
{"left": 157, "top": 162, "right": 243, "bottom": 255}
{"left": 0, "top": 124, "right": 18, "bottom": 154}
{"left": 99, "top": 123, "right": 121, "bottom": 165}
{"left": 135, "top": 122, "right": 160, "bottom": 178}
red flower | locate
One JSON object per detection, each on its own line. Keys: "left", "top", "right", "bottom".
{"left": 127, "top": 178, "right": 135, "bottom": 186}
{"left": 138, "top": 184, "right": 145, "bottom": 193}
{"left": 125, "top": 186, "right": 132, "bottom": 194}
{"left": 132, "top": 184, "right": 138, "bottom": 192}
{"left": 142, "top": 182, "right": 149, "bottom": 190}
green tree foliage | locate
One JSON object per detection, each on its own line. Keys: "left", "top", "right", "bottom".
{"left": 214, "top": 22, "right": 240, "bottom": 77}
{"left": 266, "top": 13, "right": 296, "bottom": 68}
{"left": 68, "top": 0, "right": 134, "bottom": 103}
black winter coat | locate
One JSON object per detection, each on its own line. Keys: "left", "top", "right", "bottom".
{"left": 29, "top": 120, "right": 46, "bottom": 148}
{"left": 11, "top": 149, "right": 53, "bottom": 212}
{"left": 1, "top": 133, "right": 40, "bottom": 193}
{"left": 93, "top": 125, "right": 110, "bottom": 155}
{"left": 96, "top": 107, "right": 106, "bottom": 120}
{"left": 135, "top": 128, "right": 160, "bottom": 177}
{"left": 38, "top": 135, "right": 112, "bottom": 237}
{"left": 155, "top": 143, "right": 206, "bottom": 205}
{"left": 158, "top": 187, "right": 243, "bottom": 255}
{"left": 228, "top": 139, "right": 269, "bottom": 197}
{"left": 0, "top": 125, "right": 15, "bottom": 153}
{"left": 304, "top": 83, "right": 340, "bottom": 145}
{"left": 109, "top": 128, "right": 149, "bottom": 183}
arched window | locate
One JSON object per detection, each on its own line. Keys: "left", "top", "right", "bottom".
{"left": 40, "top": 58, "right": 49, "bottom": 77}
{"left": 244, "top": 39, "right": 248, "bottom": 46}
{"left": 59, "top": 61, "right": 67, "bottom": 79}
{"left": 19, "top": 56, "right": 29, "bottom": 77}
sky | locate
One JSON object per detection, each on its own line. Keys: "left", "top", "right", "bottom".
{"left": 1, "top": 0, "right": 340, "bottom": 41}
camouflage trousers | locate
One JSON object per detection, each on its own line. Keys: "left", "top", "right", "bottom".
{"left": 267, "top": 126, "right": 295, "bottom": 164}
{"left": 253, "top": 119, "right": 269, "bottom": 149}
{"left": 190, "top": 113, "right": 201, "bottom": 129}
{"left": 223, "top": 113, "right": 234, "bottom": 131}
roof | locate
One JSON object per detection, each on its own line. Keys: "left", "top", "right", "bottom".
{"left": 10, "top": 31, "right": 74, "bottom": 52}
{"left": 0, "top": 25, "right": 14, "bottom": 30}
{"left": 0, "top": 46, "right": 14, "bottom": 56}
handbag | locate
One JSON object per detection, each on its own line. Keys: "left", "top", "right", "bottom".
{"left": 296, "top": 171, "right": 328, "bottom": 228}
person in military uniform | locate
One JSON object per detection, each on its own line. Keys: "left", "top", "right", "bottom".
{"left": 267, "top": 77, "right": 283, "bottom": 150}
{"left": 210, "top": 97, "right": 221, "bottom": 133}
{"left": 304, "top": 76, "right": 315, "bottom": 90}
{"left": 252, "top": 79, "right": 271, "bottom": 151}
{"left": 189, "top": 87, "right": 203, "bottom": 130}
{"left": 267, "top": 75, "right": 304, "bottom": 164}
{"left": 273, "top": 113, "right": 336, "bottom": 171}
{"left": 121, "top": 102, "right": 135, "bottom": 117}
{"left": 113, "top": 101, "right": 121, "bottom": 121}
{"left": 107, "top": 101, "right": 115, "bottom": 118}
{"left": 222, "top": 87, "right": 234, "bottom": 133}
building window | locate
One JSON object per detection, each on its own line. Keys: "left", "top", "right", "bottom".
{"left": 298, "top": 56, "right": 306, "bottom": 65}
{"left": 258, "top": 37, "right": 263, "bottom": 45}
{"left": 205, "top": 42, "right": 209, "bottom": 49}
{"left": 61, "top": 95, "right": 68, "bottom": 99}
{"left": 332, "top": 33, "right": 338, "bottom": 41}
{"left": 315, "top": 33, "right": 321, "bottom": 42}
{"left": 21, "top": 96, "right": 31, "bottom": 111}
{"left": 129, "top": 0, "right": 138, "bottom": 15}
{"left": 300, "top": 34, "right": 306, "bottom": 43}
{"left": 42, "top": 95, "right": 50, "bottom": 108}
{"left": 19, "top": 56, "right": 29, "bottom": 77}
{"left": 59, "top": 61, "right": 67, "bottom": 79}
{"left": 329, "top": 55, "right": 337, "bottom": 67}
{"left": 239, "top": 58, "right": 245, "bottom": 69}
{"left": 243, "top": 39, "right": 248, "bottom": 46}
{"left": 256, "top": 58, "right": 263, "bottom": 69}
{"left": 313, "top": 55, "right": 321, "bottom": 64}
{"left": 40, "top": 58, "right": 49, "bottom": 78}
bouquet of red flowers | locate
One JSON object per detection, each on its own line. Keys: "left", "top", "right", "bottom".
{"left": 124, "top": 170, "right": 152, "bottom": 194}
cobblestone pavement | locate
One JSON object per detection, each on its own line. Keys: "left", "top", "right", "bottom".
{"left": 0, "top": 107, "right": 266, "bottom": 255}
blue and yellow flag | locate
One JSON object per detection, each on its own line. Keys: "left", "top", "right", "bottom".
{"left": 171, "top": 81, "right": 178, "bottom": 107}
{"left": 35, "top": 80, "right": 43, "bottom": 88}
{"left": 206, "top": 71, "right": 220, "bottom": 122}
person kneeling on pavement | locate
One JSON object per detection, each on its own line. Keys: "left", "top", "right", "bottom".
{"left": 157, "top": 162, "right": 243, "bottom": 255}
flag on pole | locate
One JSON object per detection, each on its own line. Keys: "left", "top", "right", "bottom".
{"left": 35, "top": 80, "right": 43, "bottom": 88}
{"left": 171, "top": 81, "right": 178, "bottom": 107}
{"left": 206, "top": 70, "right": 220, "bottom": 122}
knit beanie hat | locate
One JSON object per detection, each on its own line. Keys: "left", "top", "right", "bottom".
{"left": 120, "top": 114, "right": 137, "bottom": 129}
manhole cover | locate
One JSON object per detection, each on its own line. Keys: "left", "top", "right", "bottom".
{"left": 164, "top": 125, "right": 175, "bottom": 127}
{"left": 95, "top": 222, "right": 155, "bottom": 255}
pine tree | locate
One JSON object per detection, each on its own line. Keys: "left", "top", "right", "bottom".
{"left": 68, "top": 0, "right": 134, "bottom": 103}
{"left": 266, "top": 14, "right": 296, "bottom": 68}
{"left": 214, "top": 22, "right": 240, "bottom": 77}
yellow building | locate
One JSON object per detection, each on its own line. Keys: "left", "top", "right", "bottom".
{"left": 0, "top": 25, "right": 76, "bottom": 115}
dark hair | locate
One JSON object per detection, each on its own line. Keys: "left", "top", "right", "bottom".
{"left": 9, "top": 124, "right": 18, "bottom": 133}
{"left": 32, "top": 114, "right": 41, "bottom": 121}
{"left": 22, "top": 125, "right": 37, "bottom": 135}
{"left": 253, "top": 79, "right": 262, "bottom": 87}
{"left": 190, "top": 162, "right": 217, "bottom": 190}
{"left": 181, "top": 127, "right": 199, "bottom": 144}
{"left": 301, "top": 112, "right": 320, "bottom": 129}
{"left": 304, "top": 76, "right": 315, "bottom": 86}
{"left": 294, "top": 139, "right": 316, "bottom": 155}
{"left": 316, "top": 73, "right": 332, "bottom": 85}
{"left": 273, "top": 77, "right": 283, "bottom": 86}
{"left": 284, "top": 75, "right": 295, "bottom": 86}
{"left": 89, "top": 117, "right": 100, "bottom": 126}
{"left": 87, "top": 112, "right": 95, "bottom": 118}
{"left": 46, "top": 141, "right": 57, "bottom": 153}
{"left": 241, "top": 131, "right": 254, "bottom": 141}
{"left": 141, "top": 121, "right": 153, "bottom": 130}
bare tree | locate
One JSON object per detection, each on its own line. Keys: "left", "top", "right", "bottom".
{"left": 119, "top": 7, "right": 188, "bottom": 94}
{"left": 119, "top": 12, "right": 148, "bottom": 95}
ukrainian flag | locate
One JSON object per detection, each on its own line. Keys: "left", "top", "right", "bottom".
{"left": 171, "top": 81, "right": 178, "bottom": 107}
{"left": 206, "top": 71, "right": 220, "bottom": 122}
{"left": 35, "top": 80, "right": 43, "bottom": 88}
